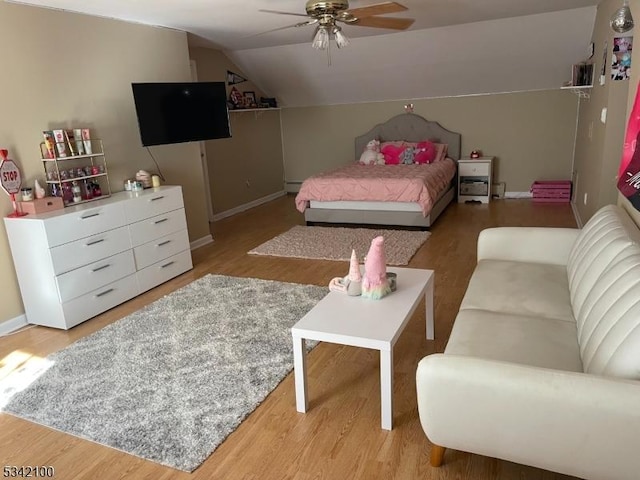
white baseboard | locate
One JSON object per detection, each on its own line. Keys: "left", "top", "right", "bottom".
{"left": 504, "top": 191, "right": 533, "bottom": 199}
{"left": 571, "top": 201, "right": 584, "bottom": 228}
{"left": 285, "top": 182, "right": 303, "bottom": 193}
{"left": 190, "top": 234, "right": 214, "bottom": 250}
{"left": 212, "top": 191, "right": 286, "bottom": 221}
{"left": 0, "top": 314, "right": 28, "bottom": 336}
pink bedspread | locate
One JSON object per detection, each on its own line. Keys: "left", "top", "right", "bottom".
{"left": 295, "top": 159, "right": 457, "bottom": 216}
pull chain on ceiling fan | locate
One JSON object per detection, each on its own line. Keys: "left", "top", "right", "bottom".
{"left": 257, "top": 1, "right": 415, "bottom": 51}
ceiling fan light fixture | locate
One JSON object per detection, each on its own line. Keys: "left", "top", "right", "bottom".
{"left": 611, "top": 0, "right": 634, "bottom": 33}
{"left": 312, "top": 25, "right": 330, "bottom": 49}
{"left": 332, "top": 25, "right": 350, "bottom": 48}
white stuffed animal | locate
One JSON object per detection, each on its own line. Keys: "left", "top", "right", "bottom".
{"left": 359, "top": 139, "right": 385, "bottom": 165}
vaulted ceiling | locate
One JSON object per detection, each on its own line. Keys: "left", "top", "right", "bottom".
{"left": 8, "top": 0, "right": 601, "bottom": 106}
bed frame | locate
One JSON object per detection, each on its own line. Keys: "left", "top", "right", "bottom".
{"left": 304, "top": 113, "right": 461, "bottom": 228}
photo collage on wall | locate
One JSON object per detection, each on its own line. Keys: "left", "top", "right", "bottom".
{"left": 612, "top": 36, "right": 633, "bottom": 81}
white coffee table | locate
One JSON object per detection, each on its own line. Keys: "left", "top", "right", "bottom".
{"left": 291, "top": 267, "right": 434, "bottom": 430}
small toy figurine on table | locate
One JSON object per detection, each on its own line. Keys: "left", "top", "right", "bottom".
{"left": 328, "top": 249, "right": 362, "bottom": 296}
{"left": 362, "top": 236, "right": 392, "bottom": 300}
{"left": 470, "top": 150, "right": 482, "bottom": 159}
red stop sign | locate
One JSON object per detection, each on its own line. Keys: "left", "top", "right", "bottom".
{"left": 0, "top": 158, "right": 22, "bottom": 195}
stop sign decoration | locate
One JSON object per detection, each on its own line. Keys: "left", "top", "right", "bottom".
{"left": 0, "top": 149, "right": 22, "bottom": 195}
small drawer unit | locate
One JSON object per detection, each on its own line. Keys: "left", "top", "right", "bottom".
{"left": 458, "top": 157, "right": 494, "bottom": 204}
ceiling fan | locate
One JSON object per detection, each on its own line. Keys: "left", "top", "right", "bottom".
{"left": 257, "top": 1, "right": 415, "bottom": 50}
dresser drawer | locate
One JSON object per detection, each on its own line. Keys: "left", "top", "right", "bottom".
{"left": 125, "top": 187, "right": 184, "bottom": 224}
{"left": 137, "top": 250, "right": 193, "bottom": 294}
{"left": 43, "top": 202, "right": 126, "bottom": 247}
{"left": 50, "top": 225, "right": 132, "bottom": 275}
{"left": 129, "top": 208, "right": 188, "bottom": 247}
{"left": 61, "top": 274, "right": 139, "bottom": 329}
{"left": 134, "top": 229, "right": 190, "bottom": 270}
{"left": 459, "top": 162, "right": 490, "bottom": 177}
{"left": 56, "top": 250, "right": 136, "bottom": 302}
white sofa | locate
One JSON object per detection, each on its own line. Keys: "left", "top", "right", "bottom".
{"left": 416, "top": 205, "right": 640, "bottom": 480}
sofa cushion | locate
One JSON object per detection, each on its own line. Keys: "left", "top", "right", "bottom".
{"left": 568, "top": 205, "right": 640, "bottom": 316}
{"left": 444, "top": 310, "right": 582, "bottom": 372}
{"left": 459, "top": 260, "right": 574, "bottom": 323}
{"left": 575, "top": 251, "right": 640, "bottom": 379}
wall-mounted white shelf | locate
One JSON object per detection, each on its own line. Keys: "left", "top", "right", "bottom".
{"left": 561, "top": 85, "right": 593, "bottom": 99}
{"left": 229, "top": 108, "right": 281, "bottom": 119}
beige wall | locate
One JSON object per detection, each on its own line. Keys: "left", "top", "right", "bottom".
{"left": 189, "top": 48, "right": 284, "bottom": 215}
{"left": 281, "top": 90, "right": 578, "bottom": 192}
{"left": 0, "top": 2, "right": 209, "bottom": 324}
{"left": 573, "top": 0, "right": 633, "bottom": 224}
{"left": 619, "top": 0, "right": 640, "bottom": 226}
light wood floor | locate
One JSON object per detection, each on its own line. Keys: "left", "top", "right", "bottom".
{"left": 0, "top": 196, "right": 580, "bottom": 480}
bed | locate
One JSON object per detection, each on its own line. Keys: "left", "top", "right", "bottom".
{"left": 295, "top": 113, "right": 461, "bottom": 228}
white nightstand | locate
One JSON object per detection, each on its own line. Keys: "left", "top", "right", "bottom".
{"left": 458, "top": 157, "right": 494, "bottom": 204}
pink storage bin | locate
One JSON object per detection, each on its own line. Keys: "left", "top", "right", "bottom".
{"left": 531, "top": 180, "right": 572, "bottom": 203}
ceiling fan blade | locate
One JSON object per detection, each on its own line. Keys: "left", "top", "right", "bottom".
{"left": 258, "top": 9, "right": 310, "bottom": 18}
{"left": 346, "top": 2, "right": 408, "bottom": 19}
{"left": 246, "top": 19, "right": 317, "bottom": 37}
{"left": 352, "top": 16, "right": 414, "bottom": 30}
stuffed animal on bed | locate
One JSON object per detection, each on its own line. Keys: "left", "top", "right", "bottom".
{"left": 401, "top": 146, "right": 416, "bottom": 164}
{"left": 359, "top": 139, "right": 385, "bottom": 165}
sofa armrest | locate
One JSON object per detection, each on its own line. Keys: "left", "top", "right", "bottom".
{"left": 416, "top": 354, "right": 640, "bottom": 480}
{"left": 477, "top": 227, "right": 579, "bottom": 265}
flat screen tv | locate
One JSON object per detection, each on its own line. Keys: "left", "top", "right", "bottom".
{"left": 131, "top": 82, "right": 231, "bottom": 146}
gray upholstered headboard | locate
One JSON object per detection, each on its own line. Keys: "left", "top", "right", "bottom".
{"left": 354, "top": 113, "right": 461, "bottom": 161}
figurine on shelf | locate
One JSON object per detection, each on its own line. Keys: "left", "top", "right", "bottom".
{"left": 328, "top": 249, "right": 362, "bottom": 296}
{"left": 362, "top": 236, "right": 392, "bottom": 300}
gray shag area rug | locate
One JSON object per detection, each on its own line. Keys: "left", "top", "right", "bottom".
{"left": 1, "top": 275, "right": 327, "bottom": 472}
{"left": 249, "top": 225, "right": 430, "bottom": 265}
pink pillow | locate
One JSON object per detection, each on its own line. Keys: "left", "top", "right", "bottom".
{"left": 432, "top": 143, "right": 449, "bottom": 162}
{"left": 414, "top": 141, "right": 437, "bottom": 164}
{"left": 381, "top": 144, "right": 405, "bottom": 165}
{"left": 380, "top": 141, "right": 406, "bottom": 149}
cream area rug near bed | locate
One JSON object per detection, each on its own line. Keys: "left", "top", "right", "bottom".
{"left": 0, "top": 275, "right": 327, "bottom": 472}
{"left": 249, "top": 225, "right": 430, "bottom": 265}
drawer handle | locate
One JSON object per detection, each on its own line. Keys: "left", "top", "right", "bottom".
{"left": 95, "top": 288, "right": 114, "bottom": 298}
{"left": 86, "top": 239, "right": 105, "bottom": 246}
{"left": 91, "top": 264, "right": 111, "bottom": 272}
{"left": 157, "top": 240, "right": 172, "bottom": 247}
{"left": 160, "top": 261, "right": 175, "bottom": 269}
{"left": 80, "top": 213, "right": 100, "bottom": 219}
{"left": 154, "top": 218, "right": 168, "bottom": 224}
{"left": 150, "top": 196, "right": 165, "bottom": 202}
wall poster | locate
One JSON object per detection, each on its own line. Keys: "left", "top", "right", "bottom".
{"left": 612, "top": 36, "right": 633, "bottom": 81}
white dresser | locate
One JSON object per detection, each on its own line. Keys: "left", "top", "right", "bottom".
{"left": 4, "top": 185, "right": 193, "bottom": 330}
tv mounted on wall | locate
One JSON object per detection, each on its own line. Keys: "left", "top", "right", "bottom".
{"left": 131, "top": 82, "right": 231, "bottom": 147}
